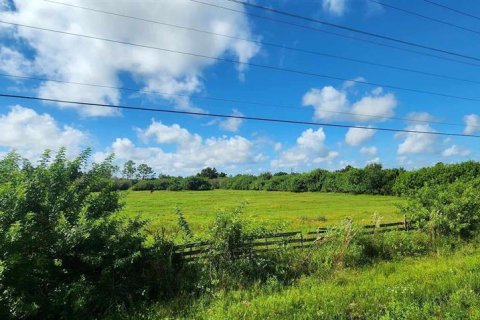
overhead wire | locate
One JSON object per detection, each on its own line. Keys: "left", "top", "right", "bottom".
{"left": 1, "top": 20, "right": 480, "bottom": 103}
{"left": 224, "top": 0, "right": 480, "bottom": 62}
{"left": 366, "top": 0, "right": 480, "bottom": 36}
{"left": 0, "top": 93, "right": 478, "bottom": 138}
{"left": 1, "top": 71, "right": 477, "bottom": 129}
{"left": 40, "top": 0, "right": 480, "bottom": 85}
{"left": 422, "top": 0, "right": 480, "bottom": 22}
{"left": 189, "top": 0, "right": 480, "bottom": 68}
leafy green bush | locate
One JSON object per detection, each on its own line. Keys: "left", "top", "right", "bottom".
{"left": 401, "top": 178, "right": 480, "bottom": 238}
{"left": 183, "top": 176, "right": 213, "bottom": 191}
{"left": 0, "top": 150, "right": 184, "bottom": 319}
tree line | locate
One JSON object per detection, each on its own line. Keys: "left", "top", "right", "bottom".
{"left": 115, "top": 161, "right": 480, "bottom": 196}
{"left": 1, "top": 149, "right": 480, "bottom": 318}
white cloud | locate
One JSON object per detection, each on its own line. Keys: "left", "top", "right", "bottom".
{"left": 350, "top": 93, "right": 396, "bottom": 120}
{"left": 220, "top": 109, "right": 244, "bottom": 132}
{"left": 99, "top": 120, "right": 259, "bottom": 175}
{"left": 302, "top": 83, "right": 397, "bottom": 122}
{"left": 366, "top": 157, "right": 380, "bottom": 164}
{"left": 464, "top": 114, "right": 480, "bottom": 134}
{"left": 322, "top": 0, "right": 348, "bottom": 16}
{"left": 1, "top": 0, "right": 260, "bottom": 116}
{"left": 0, "top": 47, "right": 32, "bottom": 76}
{"left": 0, "top": 105, "right": 88, "bottom": 159}
{"left": 442, "top": 145, "right": 470, "bottom": 157}
{"left": 345, "top": 127, "right": 375, "bottom": 146}
{"left": 360, "top": 146, "right": 377, "bottom": 156}
{"left": 396, "top": 123, "right": 439, "bottom": 155}
{"left": 271, "top": 128, "right": 339, "bottom": 168}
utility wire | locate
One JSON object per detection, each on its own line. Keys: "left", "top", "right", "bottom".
{"left": 0, "top": 93, "right": 477, "bottom": 138}
{"left": 1, "top": 20, "right": 480, "bottom": 103}
{"left": 422, "top": 0, "right": 480, "bottom": 21}
{"left": 2, "top": 72, "right": 477, "bottom": 129}
{"left": 191, "top": 0, "right": 480, "bottom": 69}
{"left": 40, "top": 0, "right": 480, "bottom": 85}
{"left": 225, "top": 0, "right": 480, "bottom": 62}
{"left": 366, "top": 0, "right": 480, "bottom": 36}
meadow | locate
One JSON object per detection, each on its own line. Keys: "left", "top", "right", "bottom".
{"left": 149, "top": 241, "right": 480, "bottom": 319}
{"left": 120, "top": 190, "right": 402, "bottom": 234}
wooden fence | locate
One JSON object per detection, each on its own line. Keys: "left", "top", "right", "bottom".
{"left": 174, "top": 220, "right": 408, "bottom": 260}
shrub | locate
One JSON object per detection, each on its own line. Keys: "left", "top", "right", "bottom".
{"left": 401, "top": 178, "right": 480, "bottom": 238}
{"left": 183, "top": 176, "right": 213, "bottom": 191}
{"left": 0, "top": 149, "right": 184, "bottom": 318}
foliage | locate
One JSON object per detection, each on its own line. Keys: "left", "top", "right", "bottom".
{"left": 401, "top": 178, "right": 480, "bottom": 238}
{"left": 137, "top": 163, "right": 155, "bottom": 180}
{"left": 198, "top": 204, "right": 277, "bottom": 290}
{"left": 148, "top": 242, "right": 480, "bottom": 319}
{"left": 197, "top": 167, "right": 226, "bottom": 179}
{"left": 122, "top": 160, "right": 137, "bottom": 179}
{"left": 0, "top": 150, "right": 184, "bottom": 319}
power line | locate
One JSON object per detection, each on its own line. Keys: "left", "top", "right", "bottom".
{"left": 0, "top": 93, "right": 477, "bottom": 138}
{"left": 2, "top": 20, "right": 480, "bottom": 103}
{"left": 422, "top": 0, "right": 480, "bottom": 21}
{"left": 366, "top": 0, "right": 480, "bottom": 36}
{"left": 40, "top": 0, "right": 480, "bottom": 85}
{"left": 225, "top": 0, "right": 480, "bottom": 62}
{"left": 190, "top": 0, "right": 480, "bottom": 68}
{"left": 2, "top": 72, "right": 477, "bottom": 129}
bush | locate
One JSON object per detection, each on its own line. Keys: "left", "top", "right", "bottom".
{"left": 183, "top": 176, "right": 213, "bottom": 191}
{"left": 401, "top": 178, "right": 480, "bottom": 238}
{"left": 0, "top": 150, "right": 185, "bottom": 318}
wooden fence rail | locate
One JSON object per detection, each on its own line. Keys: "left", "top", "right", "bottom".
{"left": 174, "top": 220, "right": 408, "bottom": 260}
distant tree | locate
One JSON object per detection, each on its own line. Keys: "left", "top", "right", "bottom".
{"left": 198, "top": 167, "right": 220, "bottom": 179}
{"left": 122, "top": 160, "right": 137, "bottom": 179}
{"left": 184, "top": 176, "right": 213, "bottom": 190}
{"left": 137, "top": 163, "right": 155, "bottom": 180}
{"left": 218, "top": 172, "right": 227, "bottom": 178}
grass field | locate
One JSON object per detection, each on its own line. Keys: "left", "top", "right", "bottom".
{"left": 149, "top": 242, "right": 480, "bottom": 319}
{"left": 120, "top": 190, "right": 402, "bottom": 234}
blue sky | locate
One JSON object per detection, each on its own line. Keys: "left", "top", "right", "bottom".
{"left": 0, "top": 0, "right": 479, "bottom": 175}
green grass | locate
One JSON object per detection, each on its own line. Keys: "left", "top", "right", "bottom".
{"left": 149, "top": 243, "right": 480, "bottom": 319}
{"left": 120, "top": 190, "right": 402, "bottom": 234}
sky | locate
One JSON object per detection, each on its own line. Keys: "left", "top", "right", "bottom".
{"left": 0, "top": 0, "right": 479, "bottom": 176}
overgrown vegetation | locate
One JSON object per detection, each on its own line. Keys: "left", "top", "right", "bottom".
{"left": 112, "top": 161, "right": 480, "bottom": 196}
{"left": 0, "top": 150, "right": 186, "bottom": 319}
{"left": 1, "top": 150, "right": 479, "bottom": 319}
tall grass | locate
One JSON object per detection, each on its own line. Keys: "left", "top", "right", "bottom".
{"left": 144, "top": 241, "right": 480, "bottom": 319}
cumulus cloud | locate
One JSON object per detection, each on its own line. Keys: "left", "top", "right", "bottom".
{"left": 0, "top": 105, "right": 88, "bottom": 159}
{"left": 0, "top": 0, "right": 260, "bottom": 116}
{"left": 0, "top": 47, "right": 32, "bottom": 76}
{"left": 322, "top": 0, "right": 348, "bottom": 16}
{"left": 99, "top": 120, "right": 258, "bottom": 175}
{"left": 464, "top": 114, "right": 480, "bottom": 134}
{"left": 396, "top": 122, "right": 439, "bottom": 155}
{"left": 302, "top": 83, "right": 397, "bottom": 123}
{"left": 442, "top": 145, "right": 470, "bottom": 157}
{"left": 220, "top": 109, "right": 244, "bottom": 132}
{"left": 360, "top": 146, "right": 377, "bottom": 156}
{"left": 345, "top": 127, "right": 376, "bottom": 146}
{"left": 271, "top": 128, "right": 339, "bottom": 168}
{"left": 366, "top": 157, "right": 380, "bottom": 164}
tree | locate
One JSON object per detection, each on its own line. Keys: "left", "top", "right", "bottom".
{"left": 122, "top": 160, "right": 137, "bottom": 179}
{"left": 0, "top": 149, "right": 181, "bottom": 318}
{"left": 137, "top": 163, "right": 155, "bottom": 180}
{"left": 197, "top": 167, "right": 220, "bottom": 179}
